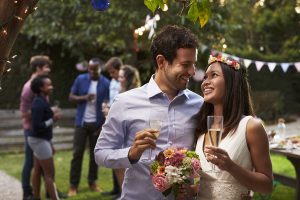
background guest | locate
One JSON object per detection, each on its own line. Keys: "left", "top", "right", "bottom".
{"left": 68, "top": 58, "right": 110, "bottom": 197}
{"left": 28, "top": 75, "right": 61, "bottom": 200}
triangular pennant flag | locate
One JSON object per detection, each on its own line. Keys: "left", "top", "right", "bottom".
{"left": 267, "top": 62, "right": 277, "bottom": 72}
{"left": 294, "top": 62, "right": 300, "bottom": 72}
{"left": 255, "top": 61, "right": 265, "bottom": 71}
{"left": 281, "top": 63, "right": 290, "bottom": 73}
{"left": 243, "top": 59, "right": 252, "bottom": 68}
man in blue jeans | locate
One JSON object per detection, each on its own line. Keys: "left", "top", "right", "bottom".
{"left": 68, "top": 58, "right": 110, "bottom": 197}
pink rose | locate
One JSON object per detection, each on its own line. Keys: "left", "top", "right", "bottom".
{"left": 191, "top": 158, "right": 201, "bottom": 178}
{"left": 152, "top": 174, "right": 170, "bottom": 192}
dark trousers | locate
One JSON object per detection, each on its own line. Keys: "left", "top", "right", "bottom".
{"left": 22, "top": 130, "right": 33, "bottom": 196}
{"left": 112, "top": 170, "right": 120, "bottom": 193}
{"left": 69, "top": 122, "right": 100, "bottom": 187}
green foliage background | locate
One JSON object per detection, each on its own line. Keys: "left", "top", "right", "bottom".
{"left": 0, "top": 0, "right": 299, "bottom": 120}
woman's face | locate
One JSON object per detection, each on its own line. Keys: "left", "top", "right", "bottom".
{"left": 118, "top": 69, "right": 126, "bottom": 88}
{"left": 40, "top": 78, "right": 53, "bottom": 96}
{"left": 201, "top": 62, "right": 225, "bottom": 105}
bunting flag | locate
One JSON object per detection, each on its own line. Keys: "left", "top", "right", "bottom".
{"left": 243, "top": 59, "right": 252, "bottom": 68}
{"left": 204, "top": 46, "right": 300, "bottom": 73}
{"left": 281, "top": 63, "right": 290, "bottom": 73}
{"left": 255, "top": 61, "right": 265, "bottom": 72}
{"left": 267, "top": 62, "right": 277, "bottom": 72}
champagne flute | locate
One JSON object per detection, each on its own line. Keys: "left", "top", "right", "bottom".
{"left": 142, "top": 107, "right": 165, "bottom": 161}
{"left": 206, "top": 116, "right": 223, "bottom": 173}
{"left": 148, "top": 119, "right": 163, "bottom": 160}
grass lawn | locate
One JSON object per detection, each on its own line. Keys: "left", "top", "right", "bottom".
{"left": 0, "top": 151, "right": 296, "bottom": 200}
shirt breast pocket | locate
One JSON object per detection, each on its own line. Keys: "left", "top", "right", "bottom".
{"left": 174, "top": 120, "right": 197, "bottom": 147}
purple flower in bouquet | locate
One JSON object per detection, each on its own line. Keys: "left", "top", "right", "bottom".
{"left": 150, "top": 147, "right": 201, "bottom": 197}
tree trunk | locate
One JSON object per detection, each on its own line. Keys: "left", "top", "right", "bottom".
{"left": 0, "top": 0, "right": 39, "bottom": 88}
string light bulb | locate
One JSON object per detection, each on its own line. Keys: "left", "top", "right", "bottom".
{"left": 1, "top": 28, "right": 8, "bottom": 36}
{"left": 14, "top": 15, "right": 23, "bottom": 21}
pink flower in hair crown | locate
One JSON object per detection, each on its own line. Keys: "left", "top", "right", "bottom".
{"left": 208, "top": 55, "right": 240, "bottom": 70}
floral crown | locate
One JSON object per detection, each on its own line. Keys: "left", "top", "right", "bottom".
{"left": 208, "top": 55, "right": 240, "bottom": 70}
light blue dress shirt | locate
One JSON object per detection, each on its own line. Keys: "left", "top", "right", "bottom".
{"left": 109, "top": 78, "right": 120, "bottom": 105}
{"left": 95, "top": 76, "right": 203, "bottom": 200}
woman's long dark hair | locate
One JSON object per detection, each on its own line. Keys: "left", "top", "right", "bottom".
{"left": 195, "top": 60, "right": 255, "bottom": 138}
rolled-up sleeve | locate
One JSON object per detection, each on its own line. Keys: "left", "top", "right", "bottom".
{"left": 94, "top": 96, "right": 133, "bottom": 169}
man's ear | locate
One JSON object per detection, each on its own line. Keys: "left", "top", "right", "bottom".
{"left": 156, "top": 54, "right": 167, "bottom": 70}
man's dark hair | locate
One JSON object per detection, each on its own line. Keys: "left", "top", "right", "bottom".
{"left": 150, "top": 25, "right": 199, "bottom": 69}
{"left": 30, "top": 55, "right": 52, "bottom": 73}
{"left": 89, "top": 57, "right": 103, "bottom": 67}
{"left": 105, "top": 57, "right": 123, "bottom": 71}
{"left": 30, "top": 75, "right": 50, "bottom": 94}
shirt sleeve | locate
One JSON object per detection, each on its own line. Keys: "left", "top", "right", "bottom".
{"left": 20, "top": 84, "right": 34, "bottom": 113}
{"left": 94, "top": 96, "right": 133, "bottom": 169}
{"left": 70, "top": 76, "right": 79, "bottom": 95}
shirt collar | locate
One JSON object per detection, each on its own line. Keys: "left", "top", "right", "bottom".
{"left": 147, "top": 75, "right": 190, "bottom": 99}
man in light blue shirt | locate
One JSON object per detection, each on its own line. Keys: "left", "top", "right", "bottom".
{"left": 95, "top": 25, "right": 203, "bottom": 200}
{"left": 105, "top": 57, "right": 122, "bottom": 105}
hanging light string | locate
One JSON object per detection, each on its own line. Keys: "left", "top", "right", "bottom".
{"left": 0, "top": 55, "right": 17, "bottom": 90}
{"left": 0, "top": 0, "right": 38, "bottom": 37}
{"left": 0, "top": 0, "right": 37, "bottom": 90}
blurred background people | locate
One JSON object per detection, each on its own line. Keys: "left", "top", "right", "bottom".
{"left": 19, "top": 56, "right": 52, "bottom": 200}
{"left": 105, "top": 57, "right": 123, "bottom": 105}
{"left": 118, "top": 65, "right": 141, "bottom": 93}
{"left": 28, "top": 75, "right": 61, "bottom": 200}
{"left": 68, "top": 58, "right": 110, "bottom": 197}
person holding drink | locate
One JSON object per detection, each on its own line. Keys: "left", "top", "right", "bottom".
{"left": 94, "top": 25, "right": 203, "bottom": 200}
{"left": 187, "top": 55, "right": 273, "bottom": 199}
{"left": 28, "top": 75, "right": 61, "bottom": 200}
{"left": 68, "top": 58, "right": 110, "bottom": 196}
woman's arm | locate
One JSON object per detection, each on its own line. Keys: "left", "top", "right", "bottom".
{"left": 205, "top": 118, "right": 273, "bottom": 194}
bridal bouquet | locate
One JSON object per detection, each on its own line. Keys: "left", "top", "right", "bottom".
{"left": 150, "top": 147, "right": 201, "bottom": 197}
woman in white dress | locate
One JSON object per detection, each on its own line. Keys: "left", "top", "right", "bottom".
{"left": 178, "top": 55, "right": 273, "bottom": 200}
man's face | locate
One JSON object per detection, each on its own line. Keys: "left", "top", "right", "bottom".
{"left": 37, "top": 64, "right": 51, "bottom": 75}
{"left": 108, "top": 68, "right": 119, "bottom": 80}
{"left": 88, "top": 64, "right": 100, "bottom": 80}
{"left": 160, "top": 48, "right": 197, "bottom": 92}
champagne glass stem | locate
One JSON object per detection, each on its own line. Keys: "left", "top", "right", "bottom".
{"left": 148, "top": 149, "right": 152, "bottom": 160}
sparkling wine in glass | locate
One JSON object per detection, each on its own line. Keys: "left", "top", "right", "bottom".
{"left": 145, "top": 108, "right": 166, "bottom": 161}
{"left": 207, "top": 116, "right": 223, "bottom": 173}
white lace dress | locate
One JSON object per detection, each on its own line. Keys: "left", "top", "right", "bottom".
{"left": 195, "top": 116, "right": 253, "bottom": 200}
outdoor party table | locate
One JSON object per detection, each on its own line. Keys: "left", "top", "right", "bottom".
{"left": 270, "top": 148, "right": 300, "bottom": 200}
